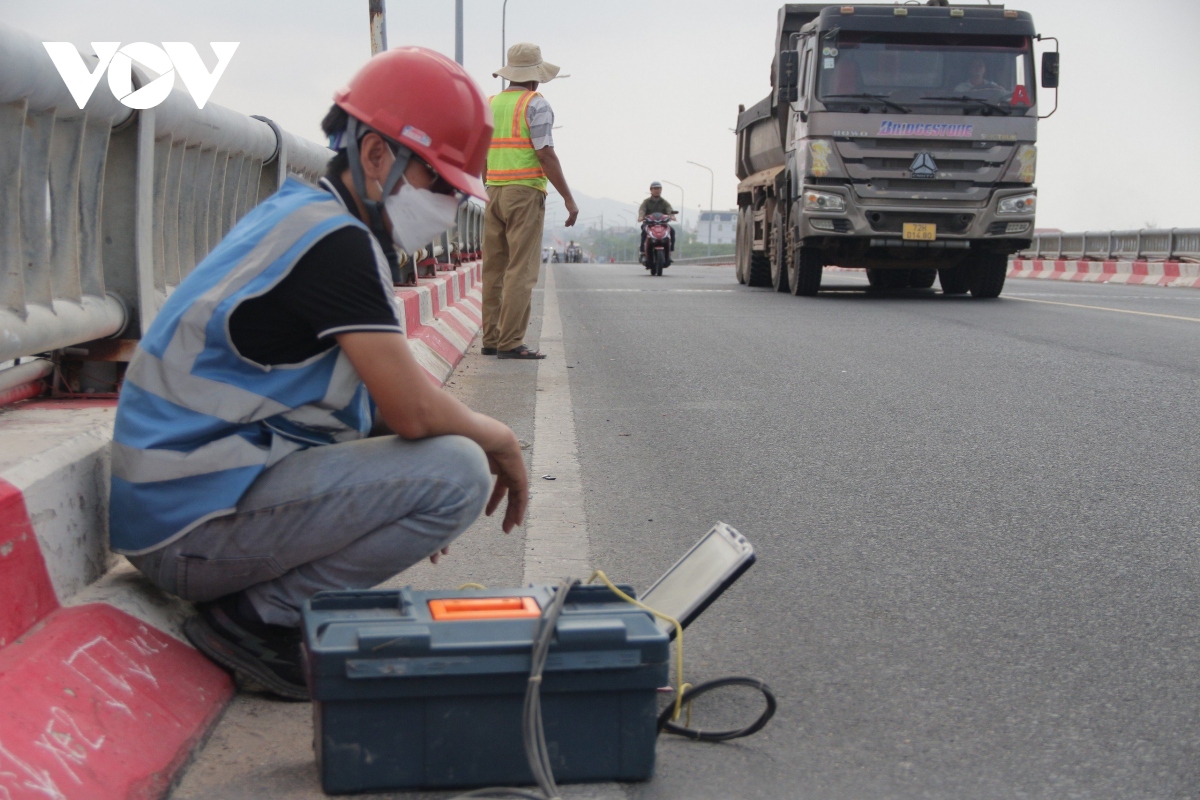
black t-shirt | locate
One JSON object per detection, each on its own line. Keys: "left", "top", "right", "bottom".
{"left": 228, "top": 178, "right": 401, "bottom": 366}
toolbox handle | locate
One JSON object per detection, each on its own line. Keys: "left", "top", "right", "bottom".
{"left": 356, "top": 624, "right": 432, "bottom": 652}
{"left": 555, "top": 617, "right": 628, "bottom": 645}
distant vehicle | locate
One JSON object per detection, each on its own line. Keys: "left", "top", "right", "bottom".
{"left": 734, "top": 3, "right": 1058, "bottom": 298}
{"left": 565, "top": 242, "right": 584, "bottom": 263}
{"left": 542, "top": 247, "right": 553, "bottom": 263}
{"left": 641, "top": 213, "right": 673, "bottom": 277}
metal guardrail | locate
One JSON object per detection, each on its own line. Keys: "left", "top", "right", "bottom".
{"left": 0, "top": 23, "right": 485, "bottom": 365}
{"left": 1019, "top": 229, "right": 1200, "bottom": 263}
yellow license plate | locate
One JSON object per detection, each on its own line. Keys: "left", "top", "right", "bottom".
{"left": 903, "top": 223, "right": 937, "bottom": 241}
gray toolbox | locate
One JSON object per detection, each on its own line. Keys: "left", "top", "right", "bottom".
{"left": 303, "top": 583, "right": 670, "bottom": 794}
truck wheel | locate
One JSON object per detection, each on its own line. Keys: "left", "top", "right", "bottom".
{"left": 909, "top": 269, "right": 937, "bottom": 289}
{"left": 867, "top": 269, "right": 910, "bottom": 290}
{"left": 938, "top": 266, "right": 973, "bottom": 295}
{"left": 770, "top": 209, "right": 791, "bottom": 293}
{"left": 790, "top": 240, "right": 824, "bottom": 297}
{"left": 971, "top": 253, "right": 1008, "bottom": 298}
{"left": 747, "top": 253, "right": 772, "bottom": 287}
{"left": 735, "top": 208, "right": 749, "bottom": 284}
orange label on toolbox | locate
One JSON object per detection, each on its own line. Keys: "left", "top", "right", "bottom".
{"left": 428, "top": 596, "right": 542, "bottom": 621}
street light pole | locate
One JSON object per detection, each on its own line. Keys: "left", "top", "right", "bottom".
{"left": 455, "top": 0, "right": 464, "bottom": 64}
{"left": 368, "top": 0, "right": 387, "bottom": 55}
{"left": 660, "top": 178, "right": 685, "bottom": 252}
{"left": 687, "top": 161, "right": 714, "bottom": 257}
{"left": 501, "top": 0, "right": 510, "bottom": 88}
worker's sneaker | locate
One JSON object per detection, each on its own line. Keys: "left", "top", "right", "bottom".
{"left": 184, "top": 594, "right": 309, "bottom": 701}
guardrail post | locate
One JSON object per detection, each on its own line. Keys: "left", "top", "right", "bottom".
{"left": 135, "top": 109, "right": 157, "bottom": 335}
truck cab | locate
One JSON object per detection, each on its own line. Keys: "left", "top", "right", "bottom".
{"left": 735, "top": 3, "right": 1058, "bottom": 298}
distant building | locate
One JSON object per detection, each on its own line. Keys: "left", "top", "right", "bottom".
{"left": 698, "top": 210, "right": 738, "bottom": 245}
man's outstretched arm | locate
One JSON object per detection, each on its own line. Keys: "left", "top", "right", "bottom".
{"left": 535, "top": 146, "right": 579, "bottom": 226}
{"left": 336, "top": 331, "right": 528, "bottom": 533}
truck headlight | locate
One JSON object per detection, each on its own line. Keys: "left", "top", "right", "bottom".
{"left": 803, "top": 190, "right": 846, "bottom": 213}
{"left": 998, "top": 193, "right": 1036, "bottom": 214}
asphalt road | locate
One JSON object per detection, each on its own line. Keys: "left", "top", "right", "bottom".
{"left": 174, "top": 266, "right": 1200, "bottom": 799}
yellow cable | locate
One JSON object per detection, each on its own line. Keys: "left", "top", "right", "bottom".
{"left": 588, "top": 570, "right": 691, "bottom": 722}
{"left": 457, "top": 582, "right": 488, "bottom": 590}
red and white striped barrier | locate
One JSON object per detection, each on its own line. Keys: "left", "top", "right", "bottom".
{"left": 0, "top": 262, "right": 483, "bottom": 799}
{"left": 1008, "top": 259, "right": 1200, "bottom": 288}
{"left": 397, "top": 262, "right": 483, "bottom": 385}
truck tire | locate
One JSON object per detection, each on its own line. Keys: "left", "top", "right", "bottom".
{"left": 938, "top": 266, "right": 972, "bottom": 295}
{"left": 790, "top": 239, "right": 824, "bottom": 297}
{"left": 735, "top": 208, "right": 749, "bottom": 285}
{"left": 909, "top": 268, "right": 937, "bottom": 289}
{"left": 747, "top": 253, "right": 771, "bottom": 287}
{"left": 971, "top": 253, "right": 1008, "bottom": 298}
{"left": 867, "top": 269, "right": 910, "bottom": 290}
{"left": 770, "top": 208, "right": 791, "bottom": 293}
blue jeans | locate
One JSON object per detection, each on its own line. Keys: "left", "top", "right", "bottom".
{"left": 128, "top": 435, "right": 492, "bottom": 626}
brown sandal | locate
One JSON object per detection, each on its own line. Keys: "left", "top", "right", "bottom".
{"left": 496, "top": 345, "right": 546, "bottom": 360}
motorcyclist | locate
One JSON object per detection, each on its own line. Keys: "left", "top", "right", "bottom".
{"left": 637, "top": 181, "right": 676, "bottom": 263}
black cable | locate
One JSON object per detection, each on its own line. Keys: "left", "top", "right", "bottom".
{"left": 657, "top": 676, "right": 777, "bottom": 742}
{"left": 451, "top": 578, "right": 578, "bottom": 800}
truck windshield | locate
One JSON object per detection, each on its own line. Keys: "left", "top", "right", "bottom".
{"left": 818, "top": 33, "right": 1036, "bottom": 115}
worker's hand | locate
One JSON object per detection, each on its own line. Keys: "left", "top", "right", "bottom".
{"left": 483, "top": 428, "right": 528, "bottom": 533}
{"left": 564, "top": 200, "right": 579, "bottom": 228}
{"left": 429, "top": 546, "right": 450, "bottom": 564}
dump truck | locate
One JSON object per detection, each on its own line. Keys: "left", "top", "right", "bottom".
{"left": 734, "top": 2, "right": 1058, "bottom": 297}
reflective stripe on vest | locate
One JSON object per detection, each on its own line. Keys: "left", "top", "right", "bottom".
{"left": 486, "top": 90, "right": 547, "bottom": 191}
{"left": 109, "top": 179, "right": 396, "bottom": 555}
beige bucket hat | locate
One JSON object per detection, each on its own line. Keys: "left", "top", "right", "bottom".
{"left": 494, "top": 43, "right": 560, "bottom": 83}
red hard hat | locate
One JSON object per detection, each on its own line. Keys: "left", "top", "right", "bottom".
{"left": 334, "top": 47, "right": 493, "bottom": 199}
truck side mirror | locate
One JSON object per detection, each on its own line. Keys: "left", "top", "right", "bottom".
{"left": 1041, "top": 52, "right": 1060, "bottom": 89}
{"left": 778, "top": 50, "right": 800, "bottom": 103}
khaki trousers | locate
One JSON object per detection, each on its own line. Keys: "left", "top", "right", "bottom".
{"left": 482, "top": 184, "right": 546, "bottom": 351}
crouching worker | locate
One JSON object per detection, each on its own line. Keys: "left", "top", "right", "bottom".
{"left": 109, "top": 48, "right": 521, "bottom": 700}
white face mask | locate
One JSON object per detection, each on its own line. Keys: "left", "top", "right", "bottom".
{"left": 382, "top": 183, "right": 460, "bottom": 253}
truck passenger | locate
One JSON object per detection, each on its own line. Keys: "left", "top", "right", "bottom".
{"left": 108, "top": 48, "right": 527, "bottom": 700}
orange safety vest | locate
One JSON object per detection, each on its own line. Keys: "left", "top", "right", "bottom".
{"left": 486, "top": 90, "right": 548, "bottom": 192}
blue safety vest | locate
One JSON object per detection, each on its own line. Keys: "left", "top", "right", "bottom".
{"left": 109, "top": 179, "right": 396, "bottom": 555}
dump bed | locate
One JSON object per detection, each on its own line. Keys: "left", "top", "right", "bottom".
{"left": 735, "top": 4, "right": 827, "bottom": 181}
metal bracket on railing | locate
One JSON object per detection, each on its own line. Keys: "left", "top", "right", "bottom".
{"left": 251, "top": 115, "right": 287, "bottom": 188}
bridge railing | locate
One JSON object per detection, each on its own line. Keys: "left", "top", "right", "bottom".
{"left": 0, "top": 24, "right": 484, "bottom": 366}
{"left": 1019, "top": 229, "right": 1200, "bottom": 263}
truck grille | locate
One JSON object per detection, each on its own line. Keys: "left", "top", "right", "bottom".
{"left": 837, "top": 138, "right": 1015, "bottom": 203}
{"left": 866, "top": 211, "right": 975, "bottom": 234}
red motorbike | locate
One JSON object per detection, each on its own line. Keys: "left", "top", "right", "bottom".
{"left": 641, "top": 213, "right": 673, "bottom": 277}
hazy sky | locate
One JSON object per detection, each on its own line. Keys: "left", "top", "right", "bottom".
{"left": 7, "top": 0, "right": 1199, "bottom": 231}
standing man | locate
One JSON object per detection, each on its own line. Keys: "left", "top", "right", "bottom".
{"left": 481, "top": 43, "right": 578, "bottom": 360}
{"left": 637, "top": 180, "right": 677, "bottom": 263}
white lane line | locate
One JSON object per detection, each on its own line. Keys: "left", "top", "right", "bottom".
{"left": 1006, "top": 295, "right": 1200, "bottom": 323}
{"left": 523, "top": 265, "right": 591, "bottom": 584}
{"left": 547, "top": 288, "right": 736, "bottom": 293}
